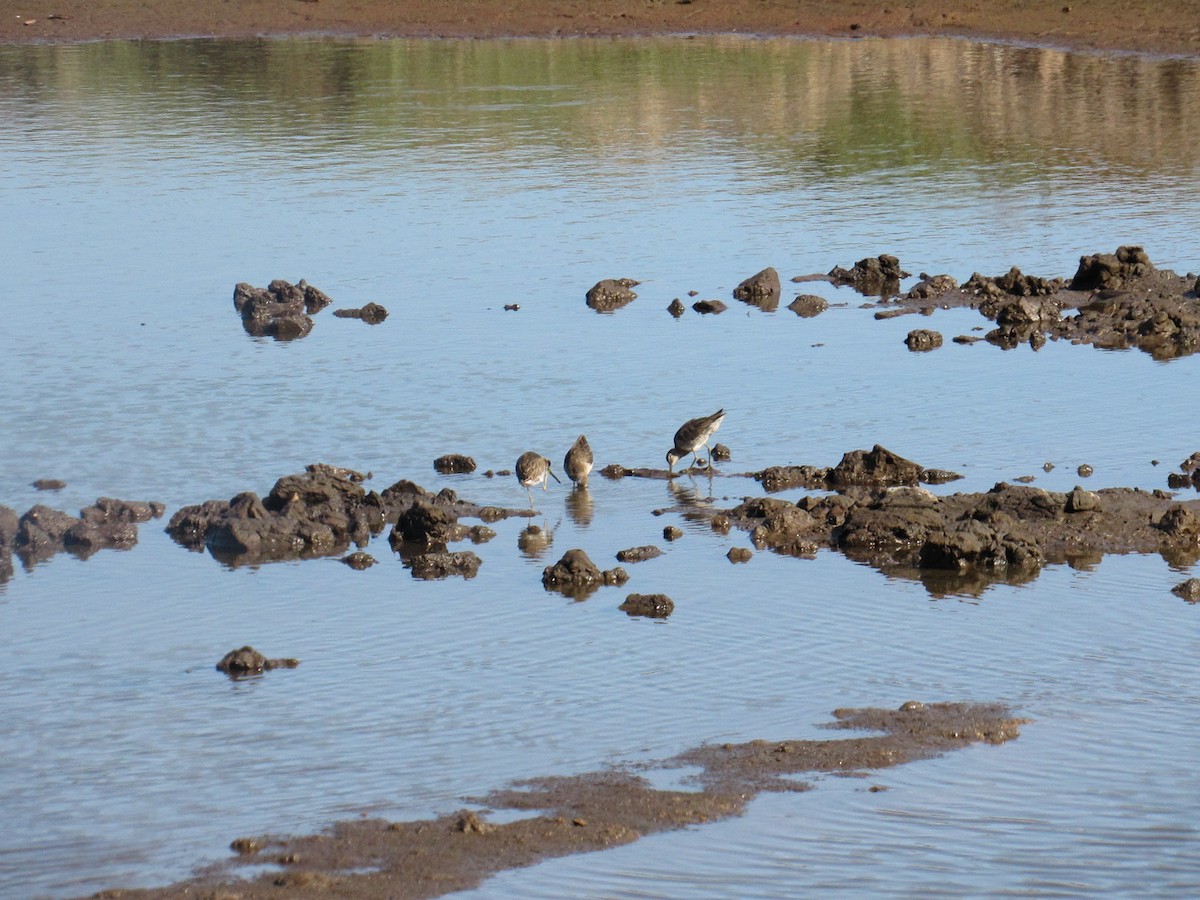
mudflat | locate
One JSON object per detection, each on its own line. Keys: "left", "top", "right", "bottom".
{"left": 2, "top": 0, "right": 1199, "bottom": 56}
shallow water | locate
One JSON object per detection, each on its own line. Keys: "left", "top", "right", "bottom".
{"left": 1, "top": 35, "right": 1199, "bottom": 898}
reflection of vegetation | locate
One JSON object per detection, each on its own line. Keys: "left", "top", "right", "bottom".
{"left": 1, "top": 36, "right": 1196, "bottom": 176}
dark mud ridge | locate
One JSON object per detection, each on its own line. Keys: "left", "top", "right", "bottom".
{"left": 0, "top": 497, "right": 164, "bottom": 586}
{"left": 89, "top": 701, "right": 1025, "bottom": 900}
{"left": 853, "top": 245, "right": 1200, "bottom": 359}
{"left": 702, "top": 444, "right": 1200, "bottom": 597}
{"left": 166, "top": 464, "right": 527, "bottom": 573}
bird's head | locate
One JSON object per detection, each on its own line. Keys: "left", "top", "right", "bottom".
{"left": 666, "top": 448, "right": 682, "bottom": 472}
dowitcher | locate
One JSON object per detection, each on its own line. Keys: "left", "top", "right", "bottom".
{"left": 516, "top": 451, "right": 561, "bottom": 505}
{"left": 564, "top": 435, "right": 594, "bottom": 490}
{"left": 666, "top": 409, "right": 725, "bottom": 473}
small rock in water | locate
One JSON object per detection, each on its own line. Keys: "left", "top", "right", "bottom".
{"left": 1077, "top": 464, "right": 1094, "bottom": 477}
{"left": 904, "top": 329, "right": 943, "bottom": 352}
{"left": 1171, "top": 578, "right": 1200, "bottom": 602}
{"left": 216, "top": 645, "right": 299, "bottom": 678}
{"left": 340, "top": 551, "right": 376, "bottom": 569}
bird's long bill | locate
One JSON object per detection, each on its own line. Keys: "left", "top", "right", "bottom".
{"left": 549, "top": 469, "right": 562, "bottom": 483}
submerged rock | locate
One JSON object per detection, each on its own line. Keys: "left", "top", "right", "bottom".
{"left": 542, "top": 548, "right": 628, "bottom": 598}
{"left": 6, "top": 497, "right": 163, "bottom": 571}
{"left": 692, "top": 299, "right": 728, "bottom": 315}
{"left": 787, "top": 294, "right": 829, "bottom": 317}
{"left": 620, "top": 593, "right": 675, "bottom": 618}
{"left": 216, "top": 645, "right": 299, "bottom": 678}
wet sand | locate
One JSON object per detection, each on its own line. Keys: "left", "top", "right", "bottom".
{"left": 2, "top": 0, "right": 1199, "bottom": 57}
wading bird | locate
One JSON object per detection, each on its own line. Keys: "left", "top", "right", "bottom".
{"left": 516, "top": 451, "right": 561, "bottom": 506}
{"left": 666, "top": 409, "right": 725, "bottom": 474}
{"left": 563, "top": 435, "right": 594, "bottom": 490}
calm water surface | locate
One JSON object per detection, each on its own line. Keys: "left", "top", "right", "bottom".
{"left": 2, "top": 35, "right": 1200, "bottom": 898}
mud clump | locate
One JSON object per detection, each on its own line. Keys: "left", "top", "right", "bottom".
{"left": 616, "top": 545, "right": 663, "bottom": 563}
{"left": 233, "top": 279, "right": 331, "bottom": 340}
{"left": 215, "top": 645, "right": 299, "bottom": 678}
{"left": 32, "top": 478, "right": 66, "bottom": 491}
{"left": 905, "top": 329, "right": 943, "bottom": 351}
{"left": 1171, "top": 578, "right": 1200, "bottom": 602}
{"left": 828, "top": 445, "right": 927, "bottom": 488}
{"left": 787, "top": 294, "right": 828, "bottom": 317}
{"left": 620, "top": 593, "right": 675, "bottom": 618}
{"left": 434, "top": 454, "right": 477, "bottom": 474}
{"left": 829, "top": 254, "right": 909, "bottom": 297}
{"left": 408, "top": 550, "right": 482, "bottom": 580}
{"left": 110, "top": 702, "right": 1023, "bottom": 900}
{"left": 542, "top": 548, "right": 629, "bottom": 598}
{"left": 332, "top": 302, "right": 388, "bottom": 324}
{"left": 340, "top": 551, "right": 376, "bottom": 569}
{"left": 692, "top": 298, "right": 728, "bottom": 314}
{"left": 732, "top": 266, "right": 781, "bottom": 311}
{"left": 586, "top": 278, "right": 638, "bottom": 312}
{"left": 906, "top": 273, "right": 958, "bottom": 300}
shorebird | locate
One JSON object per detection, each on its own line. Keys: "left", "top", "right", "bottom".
{"left": 516, "top": 451, "right": 561, "bottom": 506}
{"left": 666, "top": 409, "right": 725, "bottom": 474}
{"left": 563, "top": 435, "right": 594, "bottom": 490}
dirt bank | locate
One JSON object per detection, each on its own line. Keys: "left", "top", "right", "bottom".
{"left": 3, "top": 0, "right": 1199, "bottom": 56}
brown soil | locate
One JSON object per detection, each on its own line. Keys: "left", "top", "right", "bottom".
{"left": 2, "top": 0, "right": 1199, "bottom": 57}
{"left": 89, "top": 702, "right": 1025, "bottom": 900}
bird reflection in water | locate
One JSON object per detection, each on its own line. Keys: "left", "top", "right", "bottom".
{"left": 518, "top": 520, "right": 558, "bottom": 560}
{"left": 564, "top": 486, "right": 594, "bottom": 528}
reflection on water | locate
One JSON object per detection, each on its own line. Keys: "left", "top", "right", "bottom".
{"left": 1, "top": 34, "right": 1200, "bottom": 899}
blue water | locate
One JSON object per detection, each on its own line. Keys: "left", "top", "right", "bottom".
{"left": 1, "top": 35, "right": 1199, "bottom": 898}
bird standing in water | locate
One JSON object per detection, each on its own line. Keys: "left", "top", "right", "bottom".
{"left": 666, "top": 409, "right": 725, "bottom": 474}
{"left": 516, "top": 451, "right": 561, "bottom": 506}
{"left": 564, "top": 435, "right": 594, "bottom": 490}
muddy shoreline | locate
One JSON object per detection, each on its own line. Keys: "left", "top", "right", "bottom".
{"left": 2, "top": 0, "right": 1199, "bottom": 57}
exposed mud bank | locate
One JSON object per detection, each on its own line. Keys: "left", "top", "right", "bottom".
{"left": 704, "top": 445, "right": 1200, "bottom": 597}
{"left": 5, "top": 0, "right": 1198, "bottom": 58}
{"left": 89, "top": 701, "right": 1025, "bottom": 900}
